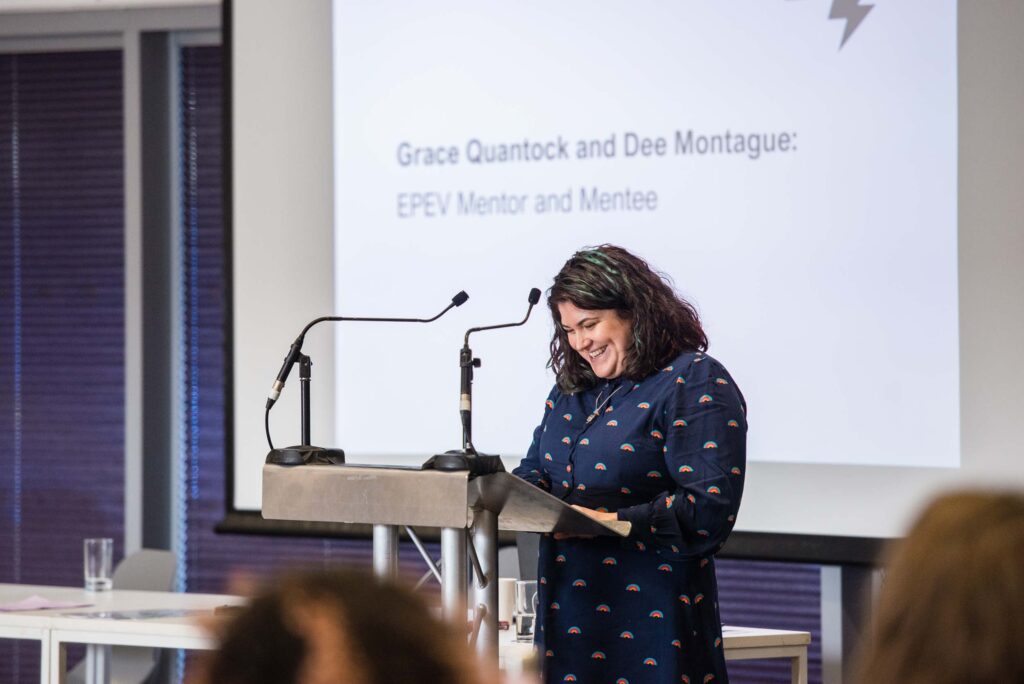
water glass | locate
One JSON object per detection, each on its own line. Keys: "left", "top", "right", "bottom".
{"left": 83, "top": 538, "right": 113, "bottom": 592}
{"left": 513, "top": 579, "right": 538, "bottom": 642}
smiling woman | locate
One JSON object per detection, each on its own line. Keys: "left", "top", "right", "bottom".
{"left": 513, "top": 245, "right": 747, "bottom": 684}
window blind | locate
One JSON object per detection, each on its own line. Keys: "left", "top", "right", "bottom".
{"left": 0, "top": 49, "right": 125, "bottom": 684}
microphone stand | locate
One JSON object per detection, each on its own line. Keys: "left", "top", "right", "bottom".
{"left": 426, "top": 288, "right": 542, "bottom": 475}
{"left": 265, "top": 291, "right": 470, "bottom": 466}
{"left": 299, "top": 354, "right": 312, "bottom": 446}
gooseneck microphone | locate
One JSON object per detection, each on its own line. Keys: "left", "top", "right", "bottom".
{"left": 265, "top": 290, "right": 469, "bottom": 465}
{"left": 426, "top": 288, "right": 541, "bottom": 474}
{"left": 266, "top": 290, "right": 469, "bottom": 409}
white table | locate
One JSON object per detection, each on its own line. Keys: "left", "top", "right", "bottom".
{"left": 3, "top": 584, "right": 811, "bottom": 684}
{"left": 0, "top": 584, "right": 243, "bottom": 684}
{"left": 499, "top": 625, "right": 811, "bottom": 684}
{"left": 722, "top": 625, "right": 811, "bottom": 684}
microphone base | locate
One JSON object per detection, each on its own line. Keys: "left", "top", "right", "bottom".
{"left": 423, "top": 449, "right": 505, "bottom": 477}
{"left": 266, "top": 445, "right": 346, "bottom": 466}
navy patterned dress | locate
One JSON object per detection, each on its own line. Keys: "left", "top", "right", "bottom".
{"left": 513, "top": 351, "right": 746, "bottom": 684}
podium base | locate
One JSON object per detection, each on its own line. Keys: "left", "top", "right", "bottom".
{"left": 423, "top": 450, "right": 505, "bottom": 476}
{"left": 265, "top": 445, "right": 346, "bottom": 466}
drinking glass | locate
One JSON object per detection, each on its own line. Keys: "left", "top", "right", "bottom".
{"left": 83, "top": 538, "right": 113, "bottom": 592}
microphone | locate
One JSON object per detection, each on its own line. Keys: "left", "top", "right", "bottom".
{"left": 264, "top": 290, "right": 469, "bottom": 465}
{"left": 425, "top": 287, "right": 541, "bottom": 475}
{"left": 462, "top": 287, "right": 541, "bottom": 346}
{"left": 266, "top": 290, "right": 469, "bottom": 410}
{"left": 267, "top": 342, "right": 303, "bottom": 409}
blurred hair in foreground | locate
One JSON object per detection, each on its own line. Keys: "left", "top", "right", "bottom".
{"left": 853, "top": 490, "right": 1024, "bottom": 684}
{"left": 191, "top": 567, "right": 490, "bottom": 684}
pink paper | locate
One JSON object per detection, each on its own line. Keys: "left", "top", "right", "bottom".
{"left": 0, "top": 594, "right": 93, "bottom": 612}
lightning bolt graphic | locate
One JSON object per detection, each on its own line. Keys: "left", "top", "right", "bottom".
{"left": 829, "top": 0, "right": 874, "bottom": 49}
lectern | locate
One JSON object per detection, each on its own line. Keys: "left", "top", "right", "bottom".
{"left": 261, "top": 463, "right": 628, "bottom": 656}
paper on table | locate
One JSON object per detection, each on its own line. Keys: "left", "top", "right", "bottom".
{"left": 0, "top": 594, "right": 93, "bottom": 612}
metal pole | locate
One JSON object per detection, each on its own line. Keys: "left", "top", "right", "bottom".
{"left": 372, "top": 524, "right": 399, "bottom": 579}
{"left": 441, "top": 527, "right": 467, "bottom": 625}
{"left": 85, "top": 644, "right": 111, "bottom": 684}
{"left": 459, "top": 346, "right": 474, "bottom": 451}
{"left": 299, "top": 355, "right": 311, "bottom": 445}
{"left": 470, "top": 508, "right": 498, "bottom": 657}
{"left": 405, "top": 526, "right": 443, "bottom": 585}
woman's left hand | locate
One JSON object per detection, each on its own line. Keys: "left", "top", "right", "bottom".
{"left": 571, "top": 505, "right": 618, "bottom": 523}
{"left": 553, "top": 505, "right": 619, "bottom": 540}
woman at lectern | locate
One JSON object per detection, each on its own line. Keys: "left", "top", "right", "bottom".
{"left": 513, "top": 245, "right": 747, "bottom": 684}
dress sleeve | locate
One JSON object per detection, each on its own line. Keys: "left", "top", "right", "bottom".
{"left": 616, "top": 358, "right": 747, "bottom": 559}
{"left": 512, "top": 386, "right": 559, "bottom": 492}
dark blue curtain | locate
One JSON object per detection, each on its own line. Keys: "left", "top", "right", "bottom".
{"left": 0, "top": 50, "right": 125, "bottom": 684}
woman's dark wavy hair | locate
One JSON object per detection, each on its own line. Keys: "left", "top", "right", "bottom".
{"left": 548, "top": 245, "right": 707, "bottom": 393}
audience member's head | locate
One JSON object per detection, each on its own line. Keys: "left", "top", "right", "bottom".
{"left": 193, "top": 568, "right": 485, "bottom": 684}
{"left": 854, "top": 490, "right": 1024, "bottom": 684}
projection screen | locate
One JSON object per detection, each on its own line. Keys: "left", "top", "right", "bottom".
{"left": 230, "top": 0, "right": 1024, "bottom": 553}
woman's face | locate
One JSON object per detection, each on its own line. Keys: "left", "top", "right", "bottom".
{"left": 557, "top": 301, "right": 632, "bottom": 380}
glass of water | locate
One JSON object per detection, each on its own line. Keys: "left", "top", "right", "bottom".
{"left": 83, "top": 538, "right": 113, "bottom": 592}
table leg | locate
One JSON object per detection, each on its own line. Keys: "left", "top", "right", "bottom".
{"left": 47, "top": 637, "right": 66, "bottom": 684}
{"left": 38, "top": 630, "right": 51, "bottom": 684}
{"left": 85, "top": 644, "right": 111, "bottom": 684}
{"left": 791, "top": 650, "right": 808, "bottom": 684}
